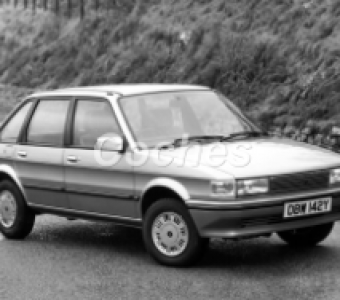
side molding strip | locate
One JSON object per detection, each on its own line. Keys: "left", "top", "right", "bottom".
{"left": 28, "top": 203, "right": 143, "bottom": 227}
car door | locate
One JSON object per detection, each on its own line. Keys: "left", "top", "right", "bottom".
{"left": 64, "top": 98, "right": 136, "bottom": 219}
{"left": 0, "top": 100, "right": 34, "bottom": 168}
{"left": 13, "top": 98, "right": 70, "bottom": 208}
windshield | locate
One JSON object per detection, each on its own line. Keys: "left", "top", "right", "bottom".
{"left": 119, "top": 90, "right": 260, "bottom": 148}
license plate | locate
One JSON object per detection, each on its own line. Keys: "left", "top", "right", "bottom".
{"left": 284, "top": 197, "right": 332, "bottom": 218}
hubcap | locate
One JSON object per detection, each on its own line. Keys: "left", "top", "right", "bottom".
{"left": 0, "top": 190, "right": 17, "bottom": 228}
{"left": 152, "top": 212, "right": 189, "bottom": 257}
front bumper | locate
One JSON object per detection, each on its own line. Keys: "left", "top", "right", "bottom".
{"left": 187, "top": 190, "right": 340, "bottom": 239}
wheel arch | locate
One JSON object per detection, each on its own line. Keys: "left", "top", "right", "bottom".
{"left": 139, "top": 178, "right": 190, "bottom": 217}
{"left": 0, "top": 165, "right": 27, "bottom": 202}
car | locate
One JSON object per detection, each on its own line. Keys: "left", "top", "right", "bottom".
{"left": 0, "top": 84, "right": 340, "bottom": 266}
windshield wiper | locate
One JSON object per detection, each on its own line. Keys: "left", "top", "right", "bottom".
{"left": 156, "top": 132, "right": 267, "bottom": 149}
{"left": 157, "top": 135, "right": 224, "bottom": 149}
{"left": 220, "top": 131, "right": 268, "bottom": 142}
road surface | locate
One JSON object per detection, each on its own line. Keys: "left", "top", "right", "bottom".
{"left": 0, "top": 215, "right": 339, "bottom": 300}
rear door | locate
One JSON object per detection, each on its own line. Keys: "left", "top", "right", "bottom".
{"left": 64, "top": 98, "right": 136, "bottom": 219}
{"left": 13, "top": 98, "right": 70, "bottom": 208}
{"left": 0, "top": 101, "right": 34, "bottom": 167}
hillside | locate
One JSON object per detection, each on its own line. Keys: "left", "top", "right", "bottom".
{"left": 1, "top": 0, "right": 340, "bottom": 131}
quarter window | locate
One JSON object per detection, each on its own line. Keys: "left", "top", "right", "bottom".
{"left": 0, "top": 101, "right": 32, "bottom": 143}
{"left": 72, "top": 100, "right": 120, "bottom": 148}
{"left": 27, "top": 100, "right": 69, "bottom": 146}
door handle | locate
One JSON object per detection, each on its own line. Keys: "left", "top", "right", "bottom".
{"left": 17, "top": 151, "right": 27, "bottom": 158}
{"left": 67, "top": 156, "right": 78, "bottom": 163}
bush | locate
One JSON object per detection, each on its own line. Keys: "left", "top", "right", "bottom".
{"left": 1, "top": 0, "right": 340, "bottom": 131}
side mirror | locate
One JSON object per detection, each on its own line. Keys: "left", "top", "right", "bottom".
{"left": 331, "top": 126, "right": 340, "bottom": 137}
{"left": 95, "top": 135, "right": 125, "bottom": 152}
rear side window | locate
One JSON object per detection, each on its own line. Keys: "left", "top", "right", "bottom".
{"left": 0, "top": 101, "right": 32, "bottom": 143}
{"left": 26, "top": 100, "right": 69, "bottom": 146}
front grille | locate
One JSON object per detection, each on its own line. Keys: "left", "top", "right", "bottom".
{"left": 269, "top": 170, "right": 330, "bottom": 194}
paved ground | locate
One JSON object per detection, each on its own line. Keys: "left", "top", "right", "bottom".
{"left": 0, "top": 216, "right": 339, "bottom": 300}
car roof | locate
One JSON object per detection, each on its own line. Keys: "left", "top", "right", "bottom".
{"left": 29, "top": 84, "right": 210, "bottom": 98}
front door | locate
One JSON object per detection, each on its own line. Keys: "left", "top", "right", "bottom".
{"left": 14, "top": 99, "right": 70, "bottom": 208}
{"left": 64, "top": 98, "right": 136, "bottom": 218}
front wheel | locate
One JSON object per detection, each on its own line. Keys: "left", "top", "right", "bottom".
{"left": 0, "top": 180, "right": 35, "bottom": 239}
{"left": 143, "top": 199, "right": 208, "bottom": 267}
{"left": 277, "top": 223, "right": 334, "bottom": 247}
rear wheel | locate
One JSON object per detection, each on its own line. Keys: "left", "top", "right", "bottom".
{"left": 143, "top": 199, "right": 208, "bottom": 267}
{"left": 0, "top": 180, "right": 35, "bottom": 239}
{"left": 277, "top": 223, "right": 334, "bottom": 247}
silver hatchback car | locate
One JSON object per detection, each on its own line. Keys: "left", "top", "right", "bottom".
{"left": 0, "top": 84, "right": 340, "bottom": 266}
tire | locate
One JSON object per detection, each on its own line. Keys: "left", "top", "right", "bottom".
{"left": 143, "top": 198, "right": 208, "bottom": 267}
{"left": 0, "top": 180, "right": 35, "bottom": 239}
{"left": 277, "top": 223, "right": 334, "bottom": 247}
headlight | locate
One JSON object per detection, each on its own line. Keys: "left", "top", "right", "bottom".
{"left": 237, "top": 178, "right": 269, "bottom": 196}
{"left": 211, "top": 180, "right": 235, "bottom": 198}
{"left": 330, "top": 168, "right": 340, "bottom": 185}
